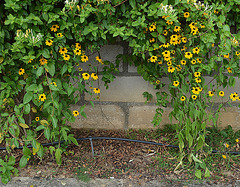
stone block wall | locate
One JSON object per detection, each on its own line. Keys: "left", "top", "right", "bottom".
{"left": 69, "top": 44, "right": 240, "bottom": 130}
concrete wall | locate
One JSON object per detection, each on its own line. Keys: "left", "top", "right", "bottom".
{"left": 69, "top": 44, "right": 240, "bottom": 130}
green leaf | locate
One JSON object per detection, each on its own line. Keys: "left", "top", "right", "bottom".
{"left": 24, "top": 103, "right": 31, "bottom": 114}
{"left": 36, "top": 66, "right": 44, "bottom": 77}
{"left": 23, "top": 92, "right": 33, "bottom": 104}
{"left": 60, "top": 64, "right": 68, "bottom": 76}
{"left": 48, "top": 63, "right": 55, "bottom": 77}
{"left": 26, "top": 84, "right": 38, "bottom": 91}
{"left": 52, "top": 116, "right": 58, "bottom": 129}
{"left": 19, "top": 156, "right": 28, "bottom": 168}
{"left": 23, "top": 147, "right": 31, "bottom": 156}
{"left": 44, "top": 128, "right": 51, "bottom": 140}
{"left": 55, "top": 148, "right": 62, "bottom": 165}
{"left": 42, "top": 49, "right": 50, "bottom": 58}
{"left": 129, "top": 0, "right": 136, "bottom": 8}
{"left": 204, "top": 167, "right": 211, "bottom": 178}
{"left": 8, "top": 156, "right": 15, "bottom": 166}
{"left": 195, "top": 169, "right": 202, "bottom": 179}
{"left": 158, "top": 35, "right": 166, "bottom": 43}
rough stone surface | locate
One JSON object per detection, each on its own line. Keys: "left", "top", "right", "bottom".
{"left": 69, "top": 104, "right": 125, "bottom": 129}
{"left": 217, "top": 106, "right": 240, "bottom": 130}
{"left": 128, "top": 106, "right": 177, "bottom": 129}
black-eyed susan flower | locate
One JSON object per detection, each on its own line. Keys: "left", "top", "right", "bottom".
{"left": 167, "top": 61, "right": 172, "bottom": 66}
{"left": 150, "top": 56, "right": 157, "bottom": 63}
{"left": 166, "top": 20, "right": 173, "bottom": 25}
{"left": 39, "top": 58, "right": 48, "bottom": 65}
{"left": 19, "top": 68, "right": 25, "bottom": 75}
{"left": 35, "top": 117, "right": 39, "bottom": 121}
{"left": 174, "top": 26, "right": 181, "bottom": 32}
{"left": 182, "top": 37, "right": 187, "bottom": 43}
{"left": 91, "top": 73, "right": 98, "bottom": 80}
{"left": 59, "top": 47, "right": 68, "bottom": 55}
{"left": 39, "top": 93, "right": 46, "bottom": 102}
{"left": 57, "top": 33, "right": 63, "bottom": 38}
{"left": 168, "top": 66, "right": 175, "bottom": 73}
{"left": 185, "top": 52, "right": 193, "bottom": 59}
{"left": 193, "top": 47, "right": 200, "bottom": 54}
{"left": 176, "top": 65, "right": 182, "bottom": 71}
{"left": 197, "top": 58, "right": 202, "bottom": 63}
{"left": 76, "top": 43, "right": 81, "bottom": 49}
{"left": 208, "top": 91, "right": 214, "bottom": 97}
{"left": 78, "top": 67, "right": 83, "bottom": 71}
{"left": 28, "top": 59, "right": 33, "bottom": 63}
{"left": 149, "top": 38, "right": 155, "bottom": 43}
{"left": 181, "top": 96, "right": 186, "bottom": 101}
{"left": 50, "top": 82, "right": 57, "bottom": 86}
{"left": 181, "top": 60, "right": 186, "bottom": 65}
{"left": 50, "top": 25, "right": 59, "bottom": 32}
{"left": 192, "top": 95, "right": 197, "bottom": 100}
{"left": 162, "top": 50, "right": 171, "bottom": 57}
{"left": 73, "top": 110, "right": 79, "bottom": 117}
{"left": 236, "top": 139, "right": 239, "bottom": 143}
{"left": 194, "top": 72, "right": 201, "bottom": 78}
{"left": 46, "top": 40, "right": 53, "bottom": 46}
{"left": 236, "top": 51, "right": 240, "bottom": 56}
{"left": 219, "top": 91, "right": 224, "bottom": 97}
{"left": 63, "top": 54, "right": 70, "bottom": 61}
{"left": 74, "top": 48, "right": 81, "bottom": 55}
{"left": 149, "top": 23, "right": 156, "bottom": 32}
{"left": 184, "top": 12, "right": 190, "bottom": 18}
{"left": 191, "top": 59, "right": 196, "bottom": 64}
{"left": 227, "top": 67, "right": 232, "bottom": 73}
{"left": 163, "top": 43, "right": 170, "bottom": 48}
{"left": 82, "top": 73, "right": 90, "bottom": 80}
{"left": 81, "top": 55, "right": 88, "bottom": 62}
{"left": 173, "top": 81, "right": 179, "bottom": 87}
{"left": 224, "top": 53, "right": 229, "bottom": 58}
{"left": 93, "top": 88, "right": 100, "bottom": 94}
{"left": 156, "top": 80, "right": 160, "bottom": 84}
{"left": 230, "top": 92, "right": 238, "bottom": 101}
{"left": 195, "top": 78, "right": 201, "bottom": 83}
{"left": 163, "top": 30, "right": 168, "bottom": 35}
{"left": 192, "top": 87, "right": 200, "bottom": 95}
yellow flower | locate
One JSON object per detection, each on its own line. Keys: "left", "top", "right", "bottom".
{"left": 193, "top": 47, "right": 200, "bottom": 54}
{"left": 224, "top": 53, "right": 229, "bottom": 58}
{"left": 81, "top": 55, "right": 88, "bottom": 62}
{"left": 63, "top": 54, "right": 70, "bottom": 61}
{"left": 191, "top": 59, "right": 196, "bottom": 64}
{"left": 149, "top": 24, "right": 156, "bottom": 32}
{"left": 39, "top": 58, "right": 48, "bottom": 65}
{"left": 208, "top": 91, "right": 214, "bottom": 97}
{"left": 174, "top": 26, "right": 181, "bottom": 32}
{"left": 93, "top": 88, "right": 100, "bottom": 94}
{"left": 163, "top": 43, "right": 170, "bottom": 48}
{"left": 181, "top": 60, "right": 186, "bottom": 65}
{"left": 192, "top": 95, "right": 197, "bottom": 100}
{"left": 150, "top": 56, "right": 157, "bottom": 63}
{"left": 192, "top": 87, "right": 200, "bottom": 95}
{"left": 176, "top": 65, "right": 182, "bottom": 71}
{"left": 19, "top": 68, "right": 25, "bottom": 75}
{"left": 191, "top": 26, "right": 198, "bottom": 35}
{"left": 166, "top": 20, "right": 173, "bottom": 25}
{"left": 57, "top": 33, "right": 63, "bottom": 37}
{"left": 181, "top": 96, "right": 186, "bottom": 101}
{"left": 194, "top": 72, "right": 201, "bottom": 78}
{"left": 35, "top": 117, "right": 39, "bottom": 121}
{"left": 184, "top": 12, "right": 190, "bottom": 18}
{"left": 173, "top": 81, "right": 179, "bottom": 87}
{"left": 78, "top": 67, "right": 83, "bottom": 71}
{"left": 73, "top": 110, "right": 79, "bottom": 117}
{"left": 236, "top": 51, "right": 240, "bottom": 56}
{"left": 82, "top": 73, "right": 90, "bottom": 80}
{"left": 236, "top": 139, "right": 239, "bottom": 143}
{"left": 225, "top": 143, "right": 229, "bottom": 148}
{"left": 50, "top": 82, "right": 57, "bottom": 87}
{"left": 50, "top": 25, "right": 59, "bottom": 32}
{"left": 59, "top": 47, "right": 68, "bottom": 55}
{"left": 91, "top": 73, "right": 98, "bottom": 80}
{"left": 222, "top": 155, "right": 227, "bottom": 159}
{"left": 182, "top": 37, "right": 187, "bottom": 43}
{"left": 156, "top": 80, "right": 160, "bottom": 84}
{"left": 162, "top": 50, "right": 171, "bottom": 57}
{"left": 76, "top": 43, "right": 81, "bottom": 49}
{"left": 74, "top": 48, "right": 81, "bottom": 55}
{"left": 46, "top": 40, "right": 53, "bottom": 46}
{"left": 39, "top": 93, "right": 46, "bottom": 102}
{"left": 185, "top": 52, "right": 193, "bottom": 59}
{"left": 230, "top": 92, "right": 238, "bottom": 101}
{"left": 163, "top": 30, "right": 168, "bottom": 35}
{"left": 200, "top": 24, "right": 205, "bottom": 28}
{"left": 149, "top": 38, "right": 155, "bottom": 43}
{"left": 219, "top": 91, "right": 224, "bottom": 97}
{"left": 195, "top": 78, "right": 201, "bottom": 83}
{"left": 28, "top": 59, "right": 33, "bottom": 63}
{"left": 212, "top": 43, "right": 215, "bottom": 47}
{"left": 168, "top": 66, "right": 175, "bottom": 73}
{"left": 197, "top": 58, "right": 202, "bottom": 63}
